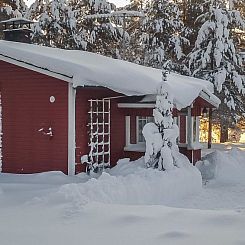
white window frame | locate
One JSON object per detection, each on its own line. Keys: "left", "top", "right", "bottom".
{"left": 136, "top": 116, "right": 154, "bottom": 144}
{"left": 192, "top": 116, "right": 200, "bottom": 144}
{"left": 173, "top": 116, "right": 180, "bottom": 144}
{"left": 125, "top": 116, "right": 131, "bottom": 147}
{"left": 124, "top": 115, "right": 183, "bottom": 152}
{"left": 187, "top": 107, "right": 201, "bottom": 150}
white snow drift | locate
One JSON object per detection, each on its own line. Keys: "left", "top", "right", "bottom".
{"left": 1, "top": 149, "right": 245, "bottom": 245}
{"left": 55, "top": 158, "right": 202, "bottom": 206}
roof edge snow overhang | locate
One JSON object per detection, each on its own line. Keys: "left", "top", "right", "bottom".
{"left": 199, "top": 90, "right": 220, "bottom": 108}
{"left": 0, "top": 49, "right": 221, "bottom": 109}
{"left": 118, "top": 89, "right": 221, "bottom": 110}
{"left": 0, "top": 53, "right": 73, "bottom": 83}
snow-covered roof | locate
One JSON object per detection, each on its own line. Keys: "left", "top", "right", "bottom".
{"left": 3, "top": 28, "right": 32, "bottom": 32}
{"left": 0, "top": 40, "right": 220, "bottom": 109}
{"left": 0, "top": 17, "right": 34, "bottom": 24}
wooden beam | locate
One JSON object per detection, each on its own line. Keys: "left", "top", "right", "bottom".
{"left": 208, "top": 108, "right": 212, "bottom": 149}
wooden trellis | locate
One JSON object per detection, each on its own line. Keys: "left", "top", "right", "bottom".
{"left": 88, "top": 99, "right": 111, "bottom": 170}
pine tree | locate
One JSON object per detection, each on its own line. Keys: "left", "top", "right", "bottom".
{"left": 143, "top": 65, "right": 189, "bottom": 170}
{"left": 180, "top": 0, "right": 210, "bottom": 54}
{"left": 26, "top": 0, "right": 87, "bottom": 49}
{"left": 0, "top": 0, "right": 26, "bottom": 19}
{"left": 136, "top": 0, "right": 188, "bottom": 69}
{"left": 188, "top": 1, "right": 245, "bottom": 142}
{"left": 80, "top": 0, "right": 121, "bottom": 57}
{"left": 228, "top": 0, "right": 245, "bottom": 50}
{"left": 112, "top": 0, "right": 146, "bottom": 61}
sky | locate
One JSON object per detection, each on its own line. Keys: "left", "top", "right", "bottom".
{"left": 25, "top": 0, "right": 129, "bottom": 7}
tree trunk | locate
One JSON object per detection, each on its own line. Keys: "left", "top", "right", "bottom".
{"left": 220, "top": 124, "right": 229, "bottom": 143}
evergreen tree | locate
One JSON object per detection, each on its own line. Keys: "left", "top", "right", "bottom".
{"left": 112, "top": 0, "right": 146, "bottom": 61}
{"left": 228, "top": 0, "right": 245, "bottom": 50}
{"left": 180, "top": 0, "right": 210, "bottom": 54}
{"left": 26, "top": 0, "right": 87, "bottom": 49}
{"left": 0, "top": 0, "right": 26, "bottom": 19}
{"left": 80, "top": 0, "right": 121, "bottom": 56}
{"left": 188, "top": 1, "right": 245, "bottom": 141}
{"left": 136, "top": 0, "right": 187, "bottom": 69}
{"left": 143, "top": 65, "right": 190, "bottom": 170}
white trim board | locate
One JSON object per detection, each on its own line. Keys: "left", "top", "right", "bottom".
{"left": 118, "top": 103, "right": 155, "bottom": 108}
{"left": 68, "top": 84, "right": 76, "bottom": 176}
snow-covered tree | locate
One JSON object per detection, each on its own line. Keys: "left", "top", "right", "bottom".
{"left": 26, "top": 0, "right": 87, "bottom": 49}
{"left": 80, "top": 0, "right": 121, "bottom": 57}
{"left": 180, "top": 0, "right": 210, "bottom": 53}
{"left": 143, "top": 66, "right": 190, "bottom": 170}
{"left": 136, "top": 0, "right": 188, "bottom": 69}
{"left": 228, "top": 0, "right": 245, "bottom": 51}
{"left": 0, "top": 0, "right": 26, "bottom": 19}
{"left": 188, "top": 1, "right": 245, "bottom": 141}
{"left": 128, "top": 0, "right": 145, "bottom": 11}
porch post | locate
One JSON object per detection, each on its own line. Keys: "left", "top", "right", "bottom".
{"left": 187, "top": 106, "right": 193, "bottom": 149}
{"left": 68, "top": 83, "right": 76, "bottom": 175}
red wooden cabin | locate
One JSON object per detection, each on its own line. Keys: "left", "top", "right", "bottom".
{"left": 0, "top": 39, "right": 220, "bottom": 175}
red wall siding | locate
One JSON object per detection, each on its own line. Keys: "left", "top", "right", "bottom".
{"left": 179, "top": 148, "right": 201, "bottom": 164}
{"left": 179, "top": 115, "right": 186, "bottom": 143}
{"left": 124, "top": 151, "right": 144, "bottom": 161}
{"left": 193, "top": 149, "right": 201, "bottom": 164}
{"left": 0, "top": 61, "right": 69, "bottom": 174}
{"left": 0, "top": 60, "right": 204, "bottom": 175}
{"left": 75, "top": 87, "right": 125, "bottom": 173}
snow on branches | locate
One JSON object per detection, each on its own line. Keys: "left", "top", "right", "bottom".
{"left": 0, "top": 0, "right": 26, "bottom": 19}
{"left": 143, "top": 67, "right": 190, "bottom": 171}
{"left": 188, "top": 4, "right": 245, "bottom": 112}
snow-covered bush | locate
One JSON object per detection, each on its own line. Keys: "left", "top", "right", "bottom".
{"left": 196, "top": 148, "right": 245, "bottom": 183}
{"left": 143, "top": 68, "right": 191, "bottom": 170}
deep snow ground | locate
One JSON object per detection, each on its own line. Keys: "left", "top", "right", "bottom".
{"left": 1, "top": 145, "right": 245, "bottom": 245}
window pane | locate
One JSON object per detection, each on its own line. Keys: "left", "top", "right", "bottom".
{"left": 137, "top": 116, "right": 154, "bottom": 143}
{"left": 193, "top": 117, "right": 197, "bottom": 142}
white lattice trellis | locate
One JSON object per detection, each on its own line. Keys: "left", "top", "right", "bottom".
{"left": 88, "top": 99, "right": 110, "bottom": 172}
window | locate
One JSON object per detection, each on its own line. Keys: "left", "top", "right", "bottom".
{"left": 187, "top": 115, "right": 201, "bottom": 149}
{"left": 192, "top": 116, "right": 200, "bottom": 143}
{"left": 137, "top": 116, "right": 154, "bottom": 143}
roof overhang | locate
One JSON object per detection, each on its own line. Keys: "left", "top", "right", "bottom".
{"left": 0, "top": 41, "right": 221, "bottom": 110}
{"left": 118, "top": 89, "right": 220, "bottom": 109}
{"left": 199, "top": 90, "right": 220, "bottom": 108}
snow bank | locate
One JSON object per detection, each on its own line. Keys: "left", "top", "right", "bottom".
{"left": 57, "top": 158, "right": 202, "bottom": 206}
{"left": 197, "top": 148, "right": 245, "bottom": 184}
{"left": 0, "top": 171, "right": 82, "bottom": 185}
